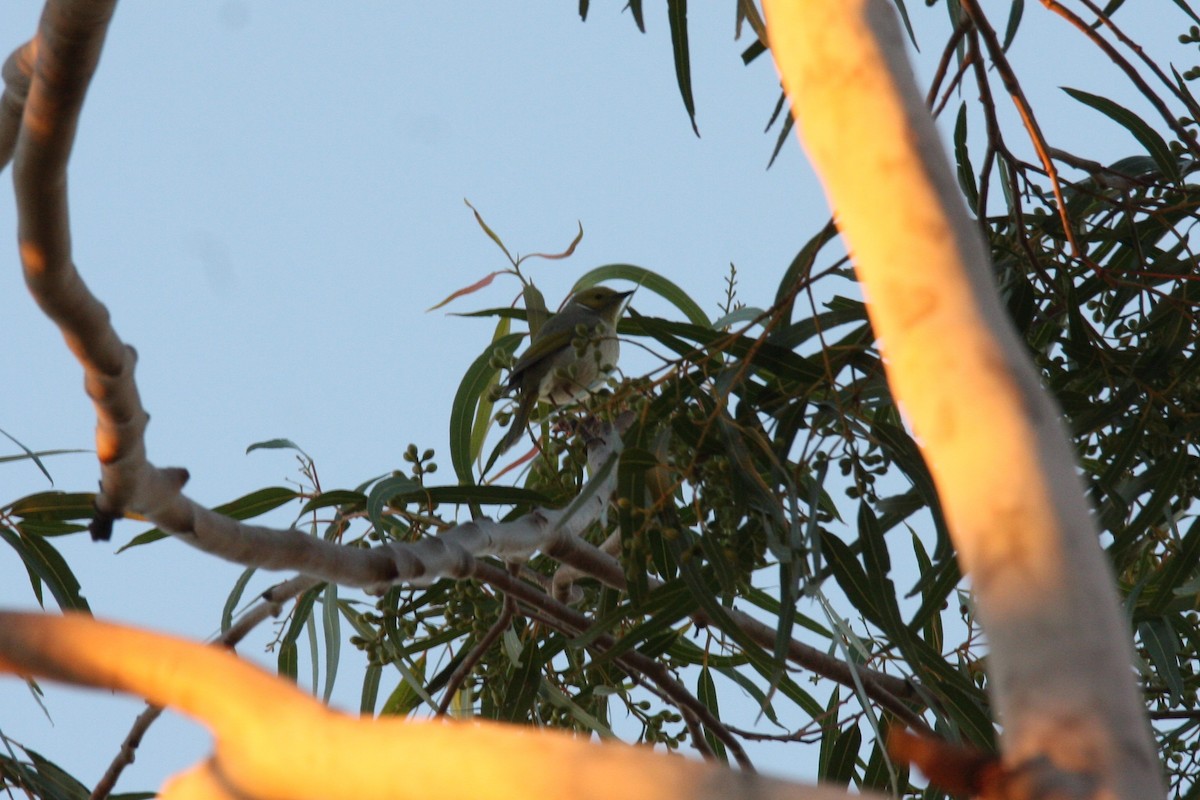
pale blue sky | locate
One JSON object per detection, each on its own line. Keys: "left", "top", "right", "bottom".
{"left": 0, "top": 1, "right": 1194, "bottom": 792}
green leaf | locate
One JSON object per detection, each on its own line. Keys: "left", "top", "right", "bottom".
{"left": 299, "top": 490, "right": 367, "bottom": 515}
{"left": 450, "top": 333, "right": 523, "bottom": 484}
{"left": 471, "top": 317, "right": 513, "bottom": 465}
{"left": 360, "top": 663, "right": 382, "bottom": 715}
{"left": 521, "top": 284, "right": 549, "bottom": 338}
{"left": 821, "top": 530, "right": 884, "bottom": 629}
{"left": 321, "top": 583, "right": 341, "bottom": 702}
{"left": 0, "top": 427, "right": 87, "bottom": 486}
{"left": 1002, "top": 0, "right": 1024, "bottom": 50}
{"left": 697, "top": 667, "right": 727, "bottom": 763}
{"left": 626, "top": 0, "right": 645, "bottom": 31}
{"left": 277, "top": 641, "right": 298, "bottom": 681}
{"left": 24, "top": 749, "right": 90, "bottom": 800}
{"left": 1140, "top": 617, "right": 1184, "bottom": 703}
{"left": 1147, "top": 515, "right": 1200, "bottom": 615}
{"left": 221, "top": 567, "right": 257, "bottom": 634}
{"left": 415, "top": 484, "right": 549, "bottom": 507}
{"left": 1112, "top": 447, "right": 1189, "bottom": 567}
{"left": 666, "top": 0, "right": 699, "bottom": 136}
{"left": 890, "top": 0, "right": 918, "bottom": 49}
{"left": 910, "top": 532, "right": 945, "bottom": 653}
{"left": 862, "top": 735, "right": 906, "bottom": 793}
{"left": 573, "top": 579, "right": 696, "bottom": 663}
{"left": 539, "top": 682, "right": 618, "bottom": 737}
{"left": 1062, "top": 87, "right": 1180, "bottom": 181}
{"left": 365, "top": 474, "right": 421, "bottom": 538}
{"left": 499, "top": 638, "right": 542, "bottom": 722}
{"left": 1171, "top": 0, "right": 1200, "bottom": 25}
{"left": 818, "top": 688, "right": 842, "bottom": 780}
{"left": 770, "top": 221, "right": 839, "bottom": 338}
{"left": 825, "top": 723, "right": 862, "bottom": 786}
{"left": 282, "top": 585, "right": 321, "bottom": 648}
{"left": 628, "top": 312, "right": 824, "bottom": 387}
{"left": 713, "top": 664, "right": 781, "bottom": 725}
{"left": 7, "top": 492, "right": 95, "bottom": 521}
{"left": 871, "top": 422, "right": 952, "bottom": 564}
{"left": 666, "top": 532, "right": 823, "bottom": 719}
{"left": 953, "top": 104, "right": 979, "bottom": 211}
{"left": 246, "top": 438, "right": 310, "bottom": 459}
{"left": 380, "top": 655, "right": 427, "bottom": 716}
{"left": 0, "top": 527, "right": 89, "bottom": 612}
{"left": 464, "top": 198, "right": 515, "bottom": 264}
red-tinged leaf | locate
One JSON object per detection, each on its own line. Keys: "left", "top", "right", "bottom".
{"left": 519, "top": 221, "right": 584, "bottom": 264}
{"left": 427, "top": 271, "right": 505, "bottom": 312}
{"left": 486, "top": 441, "right": 539, "bottom": 482}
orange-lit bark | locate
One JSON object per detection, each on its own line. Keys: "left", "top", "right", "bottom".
{"left": 762, "top": 2, "right": 1161, "bottom": 798}
{"left": 0, "top": 612, "right": 875, "bottom": 800}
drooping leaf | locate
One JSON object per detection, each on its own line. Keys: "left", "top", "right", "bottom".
{"left": 666, "top": 0, "right": 699, "bottom": 136}
{"left": 0, "top": 527, "right": 89, "bottom": 612}
{"left": 1062, "top": 87, "right": 1180, "bottom": 181}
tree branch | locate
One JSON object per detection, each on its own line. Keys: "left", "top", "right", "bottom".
{"left": 90, "top": 574, "right": 322, "bottom": 800}
{"left": 762, "top": 2, "right": 1162, "bottom": 798}
{"left": 0, "top": 611, "right": 878, "bottom": 800}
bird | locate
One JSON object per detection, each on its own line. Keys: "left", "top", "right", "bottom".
{"left": 497, "top": 285, "right": 633, "bottom": 454}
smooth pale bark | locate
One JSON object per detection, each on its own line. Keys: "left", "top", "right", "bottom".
{"left": 0, "top": 612, "right": 877, "bottom": 800}
{"left": 762, "top": 2, "right": 1161, "bottom": 798}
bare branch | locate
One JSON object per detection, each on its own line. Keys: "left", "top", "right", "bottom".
{"left": 0, "top": 611, "right": 878, "bottom": 800}
{"left": 0, "top": 41, "right": 34, "bottom": 171}
{"left": 762, "top": 1, "right": 1162, "bottom": 797}
{"left": 959, "top": 0, "right": 1085, "bottom": 263}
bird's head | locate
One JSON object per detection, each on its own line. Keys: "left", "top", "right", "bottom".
{"left": 568, "top": 286, "right": 634, "bottom": 321}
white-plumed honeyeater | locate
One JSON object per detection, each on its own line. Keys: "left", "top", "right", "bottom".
{"left": 498, "top": 285, "right": 633, "bottom": 454}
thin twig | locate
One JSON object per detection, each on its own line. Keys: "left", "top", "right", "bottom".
{"left": 679, "top": 707, "right": 718, "bottom": 761}
{"left": 435, "top": 578, "right": 517, "bottom": 716}
{"left": 475, "top": 561, "right": 756, "bottom": 771}
{"left": 932, "top": 47, "right": 973, "bottom": 120}
{"left": 960, "top": 0, "right": 1087, "bottom": 264}
{"left": 925, "top": 17, "right": 972, "bottom": 111}
{"left": 963, "top": 21, "right": 1059, "bottom": 293}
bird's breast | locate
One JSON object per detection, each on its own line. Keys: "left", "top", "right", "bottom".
{"left": 537, "top": 328, "right": 620, "bottom": 405}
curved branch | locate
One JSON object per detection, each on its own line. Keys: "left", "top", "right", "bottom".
{"left": 0, "top": 41, "right": 34, "bottom": 171}
{"left": 0, "top": 611, "right": 877, "bottom": 800}
{"left": 91, "top": 574, "right": 321, "bottom": 800}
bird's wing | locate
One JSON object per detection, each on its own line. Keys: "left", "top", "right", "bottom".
{"left": 506, "top": 327, "right": 575, "bottom": 386}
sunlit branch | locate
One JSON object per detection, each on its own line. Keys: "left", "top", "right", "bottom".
{"left": 762, "top": 2, "right": 1162, "bottom": 798}
{"left": 91, "top": 574, "right": 321, "bottom": 800}
{"left": 0, "top": 611, "right": 871, "bottom": 800}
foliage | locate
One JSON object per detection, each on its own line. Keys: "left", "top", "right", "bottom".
{"left": 5, "top": 2, "right": 1200, "bottom": 799}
